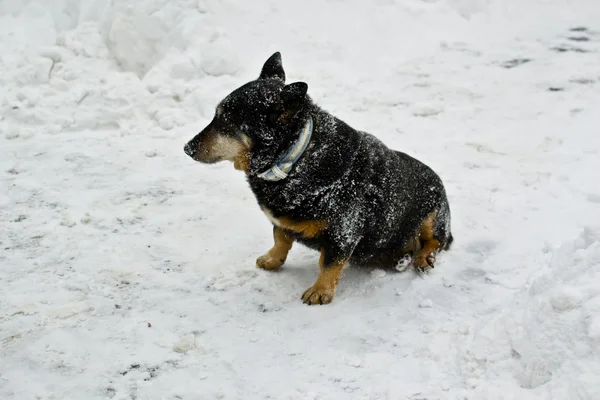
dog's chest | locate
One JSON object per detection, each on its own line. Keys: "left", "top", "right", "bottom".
{"left": 261, "top": 207, "right": 282, "bottom": 227}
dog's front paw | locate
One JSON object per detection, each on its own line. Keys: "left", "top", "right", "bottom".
{"left": 301, "top": 285, "right": 335, "bottom": 305}
{"left": 256, "top": 253, "right": 284, "bottom": 271}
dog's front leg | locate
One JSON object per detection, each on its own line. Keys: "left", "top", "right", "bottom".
{"left": 301, "top": 241, "right": 357, "bottom": 305}
{"left": 301, "top": 212, "right": 363, "bottom": 305}
{"left": 256, "top": 226, "right": 294, "bottom": 271}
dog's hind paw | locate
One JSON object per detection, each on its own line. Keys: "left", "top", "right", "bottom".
{"left": 301, "top": 285, "right": 335, "bottom": 305}
{"left": 256, "top": 254, "right": 284, "bottom": 271}
{"left": 394, "top": 254, "right": 413, "bottom": 272}
{"left": 415, "top": 252, "right": 436, "bottom": 273}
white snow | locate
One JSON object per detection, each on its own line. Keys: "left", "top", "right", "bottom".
{"left": 1, "top": 0, "right": 600, "bottom": 399}
{"left": 419, "top": 299, "right": 434, "bottom": 309}
{"left": 173, "top": 333, "right": 198, "bottom": 354}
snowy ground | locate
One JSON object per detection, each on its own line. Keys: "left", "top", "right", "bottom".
{"left": 1, "top": 0, "right": 600, "bottom": 399}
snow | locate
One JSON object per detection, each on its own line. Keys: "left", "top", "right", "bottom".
{"left": 1, "top": 0, "right": 600, "bottom": 399}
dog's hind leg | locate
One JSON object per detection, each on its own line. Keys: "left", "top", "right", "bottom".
{"left": 394, "top": 236, "right": 419, "bottom": 272}
{"left": 256, "top": 226, "right": 294, "bottom": 271}
{"left": 414, "top": 211, "right": 442, "bottom": 273}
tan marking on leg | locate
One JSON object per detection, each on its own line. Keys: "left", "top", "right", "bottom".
{"left": 256, "top": 227, "right": 294, "bottom": 271}
{"left": 277, "top": 218, "right": 327, "bottom": 238}
{"left": 414, "top": 211, "right": 441, "bottom": 272}
{"left": 402, "top": 235, "right": 421, "bottom": 256}
{"left": 301, "top": 251, "right": 347, "bottom": 305}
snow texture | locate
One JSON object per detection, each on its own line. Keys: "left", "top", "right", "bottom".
{"left": 2, "top": 0, "right": 600, "bottom": 399}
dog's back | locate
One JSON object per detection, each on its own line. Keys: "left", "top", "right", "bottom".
{"left": 249, "top": 108, "right": 451, "bottom": 268}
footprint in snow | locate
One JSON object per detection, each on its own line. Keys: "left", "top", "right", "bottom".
{"left": 501, "top": 58, "right": 532, "bottom": 69}
{"left": 586, "top": 193, "right": 600, "bottom": 203}
{"left": 570, "top": 78, "right": 597, "bottom": 85}
{"left": 570, "top": 27, "right": 589, "bottom": 32}
{"left": 568, "top": 36, "right": 590, "bottom": 42}
{"left": 550, "top": 26, "right": 597, "bottom": 53}
{"left": 465, "top": 239, "right": 497, "bottom": 257}
{"left": 551, "top": 46, "right": 589, "bottom": 53}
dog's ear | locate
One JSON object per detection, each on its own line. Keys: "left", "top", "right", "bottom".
{"left": 259, "top": 52, "right": 285, "bottom": 82}
{"left": 281, "top": 82, "right": 308, "bottom": 108}
{"left": 269, "top": 82, "right": 308, "bottom": 124}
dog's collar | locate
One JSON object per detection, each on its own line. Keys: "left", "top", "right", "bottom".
{"left": 258, "top": 116, "right": 313, "bottom": 181}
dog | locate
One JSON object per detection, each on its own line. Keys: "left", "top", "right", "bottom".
{"left": 184, "top": 52, "right": 453, "bottom": 305}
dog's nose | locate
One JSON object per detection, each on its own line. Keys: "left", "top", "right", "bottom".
{"left": 184, "top": 143, "right": 195, "bottom": 157}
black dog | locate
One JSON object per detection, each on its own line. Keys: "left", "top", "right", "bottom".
{"left": 185, "top": 52, "right": 453, "bottom": 305}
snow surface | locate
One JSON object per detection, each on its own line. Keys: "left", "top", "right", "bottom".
{"left": 1, "top": 0, "right": 600, "bottom": 398}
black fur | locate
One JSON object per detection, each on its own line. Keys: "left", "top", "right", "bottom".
{"left": 185, "top": 52, "right": 452, "bottom": 269}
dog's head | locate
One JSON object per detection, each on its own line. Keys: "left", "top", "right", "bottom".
{"left": 184, "top": 52, "right": 309, "bottom": 171}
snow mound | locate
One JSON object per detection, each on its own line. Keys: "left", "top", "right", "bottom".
{"left": 469, "top": 227, "right": 600, "bottom": 398}
{"left": 100, "top": 0, "right": 239, "bottom": 78}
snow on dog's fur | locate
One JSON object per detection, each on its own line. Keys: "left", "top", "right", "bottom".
{"left": 185, "top": 52, "right": 453, "bottom": 305}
